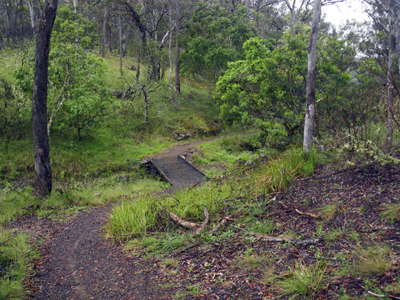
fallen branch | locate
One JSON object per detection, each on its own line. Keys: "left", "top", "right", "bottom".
{"left": 195, "top": 208, "right": 209, "bottom": 235}
{"left": 367, "top": 291, "right": 400, "bottom": 300}
{"left": 169, "top": 212, "right": 199, "bottom": 230}
{"left": 169, "top": 208, "right": 209, "bottom": 235}
{"left": 295, "top": 209, "right": 321, "bottom": 219}
{"left": 257, "top": 234, "right": 322, "bottom": 246}
{"left": 211, "top": 216, "right": 233, "bottom": 233}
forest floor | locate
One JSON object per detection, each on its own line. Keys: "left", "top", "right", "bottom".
{"left": 150, "top": 162, "right": 400, "bottom": 299}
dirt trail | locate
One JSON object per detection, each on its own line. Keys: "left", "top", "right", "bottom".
{"left": 29, "top": 137, "right": 218, "bottom": 300}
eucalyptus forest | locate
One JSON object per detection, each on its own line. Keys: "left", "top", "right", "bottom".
{"left": 1, "top": 0, "right": 400, "bottom": 299}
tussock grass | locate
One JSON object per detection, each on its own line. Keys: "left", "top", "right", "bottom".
{"left": 277, "top": 261, "right": 327, "bottom": 298}
{"left": 380, "top": 203, "right": 400, "bottom": 224}
{"left": 352, "top": 245, "right": 393, "bottom": 276}
{"left": 108, "top": 196, "right": 161, "bottom": 239}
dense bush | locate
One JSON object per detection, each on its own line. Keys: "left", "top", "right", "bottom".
{"left": 216, "top": 29, "right": 354, "bottom": 146}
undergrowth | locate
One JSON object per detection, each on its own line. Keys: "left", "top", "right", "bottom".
{"left": 0, "top": 227, "right": 37, "bottom": 300}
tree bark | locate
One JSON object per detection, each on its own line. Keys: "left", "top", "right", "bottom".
{"left": 32, "top": 0, "right": 58, "bottom": 197}
{"left": 385, "top": 10, "right": 395, "bottom": 153}
{"left": 100, "top": 6, "right": 109, "bottom": 57}
{"left": 303, "top": 0, "right": 321, "bottom": 153}
{"left": 142, "top": 85, "right": 149, "bottom": 123}
{"left": 26, "top": 0, "right": 39, "bottom": 33}
{"left": 175, "top": 0, "right": 181, "bottom": 94}
{"left": 72, "top": 0, "right": 78, "bottom": 13}
{"left": 168, "top": 1, "right": 173, "bottom": 82}
{"left": 118, "top": 13, "right": 123, "bottom": 76}
{"left": 175, "top": 39, "right": 181, "bottom": 94}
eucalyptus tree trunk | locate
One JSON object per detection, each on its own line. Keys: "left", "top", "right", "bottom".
{"left": 32, "top": 0, "right": 58, "bottom": 197}
{"left": 385, "top": 10, "right": 395, "bottom": 153}
{"left": 118, "top": 13, "right": 123, "bottom": 76}
{"left": 168, "top": 1, "right": 173, "bottom": 82}
{"left": 72, "top": 0, "right": 78, "bottom": 13}
{"left": 303, "top": 0, "right": 321, "bottom": 153}
{"left": 100, "top": 6, "right": 109, "bottom": 57}
{"left": 175, "top": 40, "right": 181, "bottom": 94}
{"left": 26, "top": 0, "right": 39, "bottom": 32}
{"left": 175, "top": 0, "right": 181, "bottom": 94}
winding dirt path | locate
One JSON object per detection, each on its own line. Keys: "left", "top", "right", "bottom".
{"left": 29, "top": 136, "right": 218, "bottom": 300}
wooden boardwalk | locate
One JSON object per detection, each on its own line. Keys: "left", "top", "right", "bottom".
{"left": 146, "top": 156, "right": 206, "bottom": 189}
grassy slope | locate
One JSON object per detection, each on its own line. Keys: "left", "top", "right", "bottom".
{"left": 0, "top": 49, "right": 220, "bottom": 299}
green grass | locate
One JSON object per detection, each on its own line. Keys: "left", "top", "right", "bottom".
{"left": 277, "top": 261, "right": 327, "bottom": 299}
{"left": 193, "top": 134, "right": 260, "bottom": 174}
{"left": 380, "top": 203, "right": 400, "bottom": 224}
{"left": 0, "top": 227, "right": 38, "bottom": 300}
{"left": 0, "top": 48, "right": 21, "bottom": 83}
{"left": 352, "top": 245, "right": 393, "bottom": 276}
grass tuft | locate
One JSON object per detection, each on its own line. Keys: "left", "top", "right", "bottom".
{"left": 380, "top": 203, "right": 400, "bottom": 224}
{"left": 277, "top": 261, "right": 327, "bottom": 299}
{"left": 352, "top": 245, "right": 393, "bottom": 276}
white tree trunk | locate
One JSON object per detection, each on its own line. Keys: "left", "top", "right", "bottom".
{"left": 72, "top": 0, "right": 78, "bottom": 13}
{"left": 303, "top": 0, "right": 321, "bottom": 153}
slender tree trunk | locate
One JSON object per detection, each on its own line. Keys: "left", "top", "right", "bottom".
{"left": 72, "top": 0, "right": 78, "bottom": 13}
{"left": 168, "top": 1, "right": 173, "bottom": 82}
{"left": 100, "top": 6, "right": 109, "bottom": 57}
{"left": 385, "top": 14, "right": 395, "bottom": 153}
{"left": 175, "top": 41, "right": 181, "bottom": 94}
{"left": 32, "top": 0, "right": 58, "bottom": 197}
{"left": 175, "top": 0, "right": 181, "bottom": 94}
{"left": 142, "top": 85, "right": 149, "bottom": 123}
{"left": 26, "top": 0, "right": 39, "bottom": 33}
{"left": 303, "top": 0, "right": 321, "bottom": 153}
{"left": 118, "top": 13, "right": 123, "bottom": 76}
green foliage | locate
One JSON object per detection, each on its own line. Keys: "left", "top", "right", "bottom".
{"left": 216, "top": 29, "right": 353, "bottom": 145}
{"left": 181, "top": 3, "right": 255, "bottom": 79}
{"left": 0, "top": 78, "right": 29, "bottom": 142}
{"left": 15, "top": 6, "right": 108, "bottom": 139}
{"left": 52, "top": 6, "right": 98, "bottom": 50}
{"left": 277, "top": 261, "right": 327, "bottom": 299}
